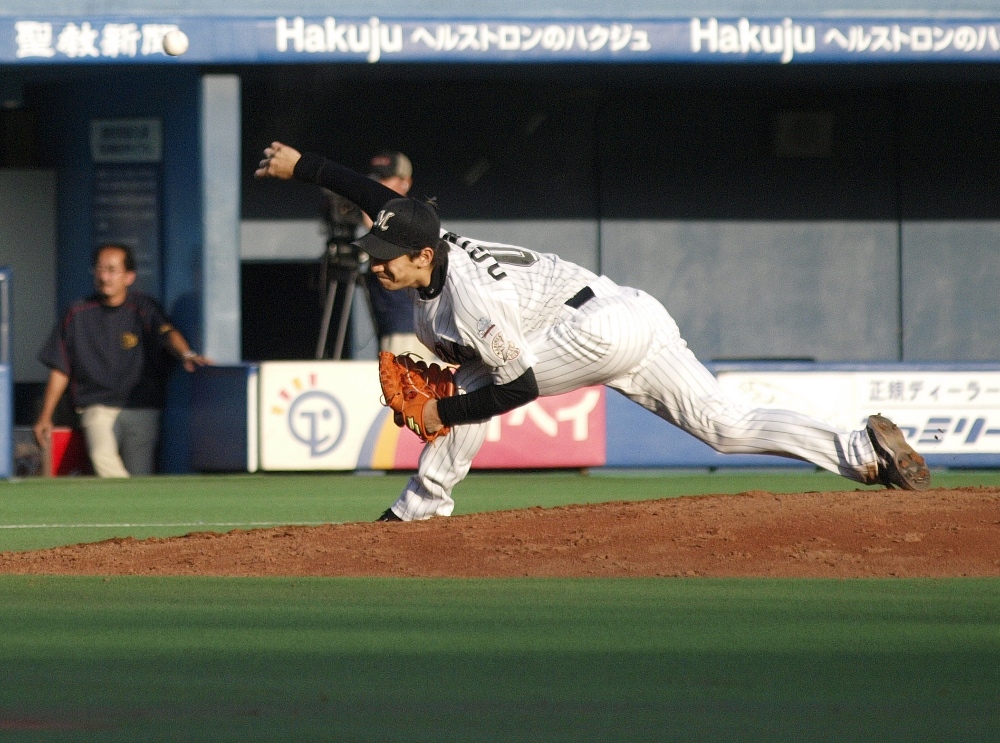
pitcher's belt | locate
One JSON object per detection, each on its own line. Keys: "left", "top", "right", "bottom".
{"left": 564, "top": 286, "right": 595, "bottom": 309}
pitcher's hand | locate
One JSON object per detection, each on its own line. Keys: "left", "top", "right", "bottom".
{"left": 254, "top": 141, "right": 302, "bottom": 180}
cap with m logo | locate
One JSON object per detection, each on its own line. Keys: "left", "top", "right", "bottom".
{"left": 354, "top": 197, "right": 440, "bottom": 260}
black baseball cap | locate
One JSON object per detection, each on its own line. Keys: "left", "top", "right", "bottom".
{"left": 354, "top": 197, "right": 440, "bottom": 260}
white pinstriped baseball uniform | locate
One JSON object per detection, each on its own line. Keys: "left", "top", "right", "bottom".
{"left": 281, "top": 148, "right": 892, "bottom": 520}
{"left": 390, "top": 231, "right": 881, "bottom": 521}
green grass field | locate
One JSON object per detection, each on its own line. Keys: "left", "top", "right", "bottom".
{"left": 1, "top": 470, "right": 999, "bottom": 741}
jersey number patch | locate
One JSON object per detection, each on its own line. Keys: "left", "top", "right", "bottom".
{"left": 444, "top": 232, "right": 539, "bottom": 281}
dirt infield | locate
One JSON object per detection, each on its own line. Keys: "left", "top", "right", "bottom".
{"left": 2, "top": 486, "right": 998, "bottom": 578}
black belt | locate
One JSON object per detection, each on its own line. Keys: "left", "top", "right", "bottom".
{"left": 565, "top": 286, "right": 595, "bottom": 309}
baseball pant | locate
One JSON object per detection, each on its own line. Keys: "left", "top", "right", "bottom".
{"left": 389, "top": 277, "right": 880, "bottom": 520}
{"left": 79, "top": 405, "right": 161, "bottom": 478}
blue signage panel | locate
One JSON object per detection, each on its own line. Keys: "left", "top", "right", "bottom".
{"left": 3, "top": 16, "right": 1000, "bottom": 64}
{"left": 190, "top": 365, "right": 257, "bottom": 473}
{"left": 92, "top": 163, "right": 162, "bottom": 299}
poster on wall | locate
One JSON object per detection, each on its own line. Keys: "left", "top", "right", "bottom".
{"left": 91, "top": 119, "right": 162, "bottom": 298}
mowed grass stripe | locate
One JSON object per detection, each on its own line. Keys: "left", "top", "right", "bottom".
{"left": 0, "top": 576, "right": 997, "bottom": 742}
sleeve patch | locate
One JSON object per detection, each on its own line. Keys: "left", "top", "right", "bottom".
{"left": 491, "top": 332, "right": 521, "bottom": 362}
{"left": 476, "top": 317, "right": 496, "bottom": 339}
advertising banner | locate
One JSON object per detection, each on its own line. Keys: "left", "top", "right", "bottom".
{"left": 199, "top": 360, "right": 1000, "bottom": 472}
{"left": 5, "top": 16, "right": 1000, "bottom": 65}
{"left": 605, "top": 364, "right": 1000, "bottom": 469}
{"left": 717, "top": 369, "right": 1000, "bottom": 456}
{"left": 360, "top": 386, "right": 606, "bottom": 470}
{"left": 259, "top": 361, "right": 382, "bottom": 471}
{"left": 257, "top": 360, "right": 606, "bottom": 471}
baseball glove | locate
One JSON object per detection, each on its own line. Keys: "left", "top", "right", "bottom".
{"left": 378, "top": 351, "right": 456, "bottom": 443}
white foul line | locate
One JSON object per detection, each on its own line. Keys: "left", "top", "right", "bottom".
{"left": 0, "top": 521, "right": 333, "bottom": 530}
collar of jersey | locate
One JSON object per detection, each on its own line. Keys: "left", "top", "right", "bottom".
{"left": 417, "top": 256, "right": 447, "bottom": 300}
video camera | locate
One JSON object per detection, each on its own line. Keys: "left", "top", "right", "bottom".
{"left": 322, "top": 188, "right": 366, "bottom": 255}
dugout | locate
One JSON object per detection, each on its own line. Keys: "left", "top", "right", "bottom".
{"left": 1, "top": 0, "right": 1000, "bottom": 473}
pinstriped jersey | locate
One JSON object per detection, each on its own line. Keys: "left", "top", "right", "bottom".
{"left": 288, "top": 154, "right": 891, "bottom": 519}
{"left": 413, "top": 230, "right": 598, "bottom": 386}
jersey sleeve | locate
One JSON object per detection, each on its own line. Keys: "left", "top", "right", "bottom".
{"left": 136, "top": 298, "right": 181, "bottom": 382}
{"left": 131, "top": 295, "right": 176, "bottom": 349}
{"left": 37, "top": 321, "right": 70, "bottom": 375}
{"left": 453, "top": 280, "right": 536, "bottom": 386}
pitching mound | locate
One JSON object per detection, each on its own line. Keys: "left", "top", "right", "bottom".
{"left": 1, "top": 487, "right": 998, "bottom": 578}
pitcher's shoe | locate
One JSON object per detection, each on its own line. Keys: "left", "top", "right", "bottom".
{"left": 866, "top": 414, "right": 931, "bottom": 491}
{"left": 375, "top": 508, "right": 403, "bottom": 522}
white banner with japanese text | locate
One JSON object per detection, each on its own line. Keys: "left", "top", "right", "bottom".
{"left": 715, "top": 368, "right": 1000, "bottom": 455}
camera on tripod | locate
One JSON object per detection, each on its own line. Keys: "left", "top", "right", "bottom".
{"left": 315, "top": 190, "right": 372, "bottom": 360}
{"left": 322, "top": 188, "right": 367, "bottom": 268}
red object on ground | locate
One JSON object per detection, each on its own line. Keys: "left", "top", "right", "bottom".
{"left": 50, "top": 427, "right": 93, "bottom": 476}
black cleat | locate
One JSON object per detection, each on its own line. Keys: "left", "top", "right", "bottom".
{"left": 866, "top": 414, "right": 931, "bottom": 491}
{"left": 375, "top": 508, "right": 403, "bottom": 522}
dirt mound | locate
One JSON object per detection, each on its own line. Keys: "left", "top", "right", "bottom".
{"left": 1, "top": 487, "right": 998, "bottom": 578}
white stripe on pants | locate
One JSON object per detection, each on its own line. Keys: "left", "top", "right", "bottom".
{"left": 390, "top": 281, "right": 878, "bottom": 519}
{"left": 599, "top": 290, "right": 877, "bottom": 481}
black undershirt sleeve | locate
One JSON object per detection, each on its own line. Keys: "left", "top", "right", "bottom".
{"left": 294, "top": 151, "right": 539, "bottom": 428}
{"left": 436, "top": 368, "right": 539, "bottom": 427}
{"left": 293, "top": 152, "right": 400, "bottom": 220}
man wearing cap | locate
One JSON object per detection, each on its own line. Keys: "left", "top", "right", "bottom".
{"left": 256, "top": 141, "right": 931, "bottom": 521}
{"left": 359, "top": 151, "right": 429, "bottom": 359}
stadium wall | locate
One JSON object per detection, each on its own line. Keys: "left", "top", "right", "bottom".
{"left": 189, "top": 361, "right": 1000, "bottom": 474}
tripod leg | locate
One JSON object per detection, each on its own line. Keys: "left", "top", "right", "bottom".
{"left": 316, "top": 281, "right": 338, "bottom": 359}
{"left": 332, "top": 272, "right": 358, "bottom": 360}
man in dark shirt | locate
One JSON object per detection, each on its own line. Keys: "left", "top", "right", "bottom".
{"left": 33, "top": 244, "right": 209, "bottom": 477}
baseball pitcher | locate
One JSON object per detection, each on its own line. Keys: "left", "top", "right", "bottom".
{"left": 255, "top": 142, "right": 930, "bottom": 522}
